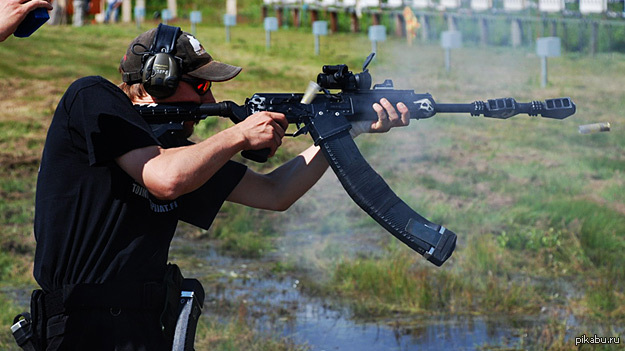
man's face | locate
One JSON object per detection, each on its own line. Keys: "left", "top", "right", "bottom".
{"left": 156, "top": 76, "right": 216, "bottom": 105}
{"left": 155, "top": 76, "right": 216, "bottom": 138}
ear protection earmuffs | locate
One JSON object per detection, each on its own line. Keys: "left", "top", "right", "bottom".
{"left": 141, "top": 24, "right": 182, "bottom": 99}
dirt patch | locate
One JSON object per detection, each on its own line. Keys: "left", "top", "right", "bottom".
{"left": 0, "top": 78, "right": 63, "bottom": 123}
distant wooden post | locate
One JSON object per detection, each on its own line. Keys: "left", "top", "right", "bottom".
{"left": 479, "top": 17, "right": 489, "bottom": 46}
{"left": 510, "top": 18, "right": 522, "bottom": 48}
{"left": 561, "top": 21, "right": 567, "bottom": 50}
{"left": 372, "top": 11, "right": 381, "bottom": 25}
{"left": 329, "top": 10, "right": 338, "bottom": 32}
{"left": 276, "top": 7, "right": 284, "bottom": 27}
{"left": 578, "top": 21, "right": 586, "bottom": 52}
{"left": 293, "top": 8, "right": 300, "bottom": 27}
{"left": 420, "top": 14, "right": 430, "bottom": 42}
{"left": 590, "top": 21, "right": 598, "bottom": 55}
{"left": 350, "top": 11, "right": 359, "bottom": 32}
{"left": 310, "top": 9, "right": 319, "bottom": 24}
{"left": 395, "top": 12, "right": 406, "bottom": 37}
{"left": 447, "top": 14, "right": 458, "bottom": 31}
{"left": 606, "top": 23, "right": 612, "bottom": 51}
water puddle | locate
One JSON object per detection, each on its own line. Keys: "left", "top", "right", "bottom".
{"left": 170, "top": 238, "right": 544, "bottom": 350}
{"left": 222, "top": 278, "right": 534, "bottom": 350}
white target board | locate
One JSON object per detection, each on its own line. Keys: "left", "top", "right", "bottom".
{"left": 440, "top": 0, "right": 461, "bottom": 9}
{"left": 471, "top": 0, "right": 492, "bottom": 11}
{"left": 359, "top": 0, "right": 381, "bottom": 7}
{"left": 412, "top": 0, "right": 433, "bottom": 8}
{"left": 579, "top": 0, "right": 607, "bottom": 14}
{"left": 387, "top": 0, "right": 404, "bottom": 7}
{"left": 538, "top": 0, "right": 564, "bottom": 13}
{"left": 503, "top": 0, "right": 527, "bottom": 11}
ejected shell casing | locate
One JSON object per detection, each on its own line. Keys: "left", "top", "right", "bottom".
{"left": 301, "top": 81, "right": 321, "bottom": 105}
{"left": 579, "top": 122, "right": 611, "bottom": 134}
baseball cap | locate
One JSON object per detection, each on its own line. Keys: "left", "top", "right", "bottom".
{"left": 120, "top": 27, "right": 242, "bottom": 84}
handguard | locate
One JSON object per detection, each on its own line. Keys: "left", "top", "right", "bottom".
{"left": 306, "top": 111, "right": 457, "bottom": 266}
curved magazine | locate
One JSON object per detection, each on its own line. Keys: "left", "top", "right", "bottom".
{"left": 310, "top": 119, "right": 456, "bottom": 266}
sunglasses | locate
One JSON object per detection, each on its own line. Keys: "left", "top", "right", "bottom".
{"left": 180, "top": 77, "right": 212, "bottom": 95}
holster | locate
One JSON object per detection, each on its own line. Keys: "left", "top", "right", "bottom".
{"left": 160, "top": 264, "right": 205, "bottom": 351}
{"left": 11, "top": 290, "right": 46, "bottom": 351}
{"left": 161, "top": 263, "right": 184, "bottom": 346}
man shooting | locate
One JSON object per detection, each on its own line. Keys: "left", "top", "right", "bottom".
{"left": 29, "top": 24, "right": 409, "bottom": 350}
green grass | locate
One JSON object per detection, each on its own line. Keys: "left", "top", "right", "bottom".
{"left": 195, "top": 315, "right": 308, "bottom": 351}
{"left": 209, "top": 204, "right": 279, "bottom": 258}
{"left": 326, "top": 238, "right": 545, "bottom": 318}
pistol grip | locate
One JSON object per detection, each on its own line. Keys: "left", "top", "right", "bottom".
{"left": 241, "top": 148, "right": 270, "bottom": 163}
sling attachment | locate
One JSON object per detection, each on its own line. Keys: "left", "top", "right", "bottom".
{"left": 306, "top": 112, "right": 457, "bottom": 266}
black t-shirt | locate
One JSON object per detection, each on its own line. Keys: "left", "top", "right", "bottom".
{"left": 33, "top": 76, "right": 246, "bottom": 292}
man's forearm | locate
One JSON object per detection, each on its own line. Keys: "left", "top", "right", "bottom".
{"left": 225, "top": 143, "right": 329, "bottom": 211}
{"left": 124, "top": 127, "right": 245, "bottom": 200}
{"left": 264, "top": 144, "right": 329, "bottom": 210}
